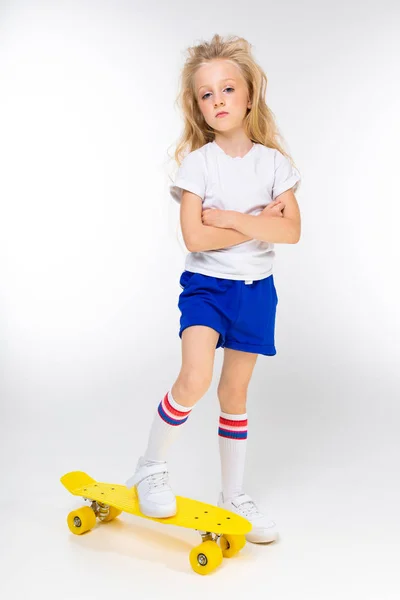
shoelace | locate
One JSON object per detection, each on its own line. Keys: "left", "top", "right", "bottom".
{"left": 148, "top": 471, "right": 169, "bottom": 491}
{"left": 236, "top": 500, "right": 261, "bottom": 519}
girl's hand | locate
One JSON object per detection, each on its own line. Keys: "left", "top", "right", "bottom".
{"left": 261, "top": 199, "right": 285, "bottom": 218}
{"left": 201, "top": 208, "right": 235, "bottom": 229}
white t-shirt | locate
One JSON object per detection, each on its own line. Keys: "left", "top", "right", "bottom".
{"left": 170, "top": 140, "right": 301, "bottom": 281}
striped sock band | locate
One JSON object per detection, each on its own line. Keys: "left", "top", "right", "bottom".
{"left": 218, "top": 412, "right": 248, "bottom": 440}
{"left": 143, "top": 390, "right": 193, "bottom": 463}
{"left": 157, "top": 391, "right": 192, "bottom": 426}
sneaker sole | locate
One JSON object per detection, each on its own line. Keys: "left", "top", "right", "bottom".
{"left": 139, "top": 503, "right": 177, "bottom": 518}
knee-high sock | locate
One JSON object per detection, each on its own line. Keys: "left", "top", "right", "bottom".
{"left": 218, "top": 411, "right": 248, "bottom": 500}
{"left": 143, "top": 390, "right": 193, "bottom": 462}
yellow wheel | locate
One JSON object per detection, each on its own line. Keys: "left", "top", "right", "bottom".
{"left": 219, "top": 534, "right": 246, "bottom": 558}
{"left": 189, "top": 541, "right": 223, "bottom": 575}
{"left": 67, "top": 506, "right": 97, "bottom": 535}
{"left": 101, "top": 506, "right": 122, "bottom": 522}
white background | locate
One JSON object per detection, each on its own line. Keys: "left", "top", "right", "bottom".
{"left": 1, "top": 0, "right": 399, "bottom": 597}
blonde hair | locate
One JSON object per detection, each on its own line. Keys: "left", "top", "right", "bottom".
{"left": 167, "top": 33, "right": 300, "bottom": 248}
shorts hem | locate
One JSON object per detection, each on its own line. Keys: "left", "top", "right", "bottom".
{"left": 179, "top": 322, "right": 224, "bottom": 342}
{"left": 222, "top": 340, "right": 276, "bottom": 356}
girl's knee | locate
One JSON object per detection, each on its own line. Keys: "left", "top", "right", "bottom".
{"left": 172, "top": 373, "right": 211, "bottom": 407}
{"left": 217, "top": 384, "right": 247, "bottom": 414}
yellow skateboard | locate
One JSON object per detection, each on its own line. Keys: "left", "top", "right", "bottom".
{"left": 60, "top": 471, "right": 252, "bottom": 575}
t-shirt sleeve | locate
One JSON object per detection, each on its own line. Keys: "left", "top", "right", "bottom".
{"left": 169, "top": 150, "right": 206, "bottom": 204}
{"left": 272, "top": 151, "right": 301, "bottom": 200}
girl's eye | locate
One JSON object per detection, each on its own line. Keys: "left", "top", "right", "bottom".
{"left": 201, "top": 87, "right": 234, "bottom": 100}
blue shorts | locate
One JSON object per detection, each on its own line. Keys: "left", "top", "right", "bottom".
{"left": 178, "top": 271, "right": 278, "bottom": 356}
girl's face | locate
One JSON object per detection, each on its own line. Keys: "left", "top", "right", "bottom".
{"left": 194, "top": 60, "right": 252, "bottom": 132}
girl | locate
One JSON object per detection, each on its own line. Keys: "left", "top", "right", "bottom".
{"left": 126, "top": 34, "right": 301, "bottom": 544}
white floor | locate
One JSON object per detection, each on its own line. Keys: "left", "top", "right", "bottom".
{"left": 1, "top": 365, "right": 399, "bottom": 599}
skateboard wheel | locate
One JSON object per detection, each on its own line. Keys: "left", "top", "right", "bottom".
{"left": 101, "top": 506, "right": 122, "bottom": 522}
{"left": 67, "top": 506, "right": 97, "bottom": 535}
{"left": 189, "top": 541, "right": 223, "bottom": 575}
{"left": 219, "top": 534, "right": 246, "bottom": 558}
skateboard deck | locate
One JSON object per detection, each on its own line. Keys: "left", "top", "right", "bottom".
{"left": 61, "top": 470, "right": 252, "bottom": 575}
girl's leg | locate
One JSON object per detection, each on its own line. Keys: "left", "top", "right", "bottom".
{"left": 143, "top": 324, "right": 220, "bottom": 462}
{"left": 217, "top": 347, "right": 279, "bottom": 543}
{"left": 127, "top": 325, "right": 219, "bottom": 517}
{"left": 217, "top": 348, "right": 258, "bottom": 500}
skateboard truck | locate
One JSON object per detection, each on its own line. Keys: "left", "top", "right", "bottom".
{"left": 196, "top": 529, "right": 221, "bottom": 543}
{"left": 83, "top": 498, "right": 111, "bottom": 521}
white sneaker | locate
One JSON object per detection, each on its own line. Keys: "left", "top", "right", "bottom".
{"left": 218, "top": 492, "right": 279, "bottom": 543}
{"left": 125, "top": 456, "right": 177, "bottom": 518}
